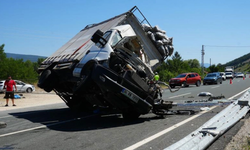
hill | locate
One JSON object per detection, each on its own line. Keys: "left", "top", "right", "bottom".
{"left": 223, "top": 52, "right": 250, "bottom": 72}
{"left": 6, "top": 53, "right": 47, "bottom": 62}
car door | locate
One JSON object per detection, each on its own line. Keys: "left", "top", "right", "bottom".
{"left": 15, "top": 80, "right": 25, "bottom": 92}
{"left": 186, "top": 74, "right": 192, "bottom": 84}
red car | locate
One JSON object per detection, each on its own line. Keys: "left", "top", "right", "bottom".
{"left": 169, "top": 73, "right": 201, "bottom": 88}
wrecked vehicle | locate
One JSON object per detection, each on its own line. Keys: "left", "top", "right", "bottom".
{"left": 38, "top": 6, "right": 175, "bottom": 119}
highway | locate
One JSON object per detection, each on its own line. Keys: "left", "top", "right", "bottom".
{"left": 0, "top": 77, "right": 250, "bottom": 150}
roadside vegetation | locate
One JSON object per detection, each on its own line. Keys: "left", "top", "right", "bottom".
{"left": 0, "top": 44, "right": 45, "bottom": 83}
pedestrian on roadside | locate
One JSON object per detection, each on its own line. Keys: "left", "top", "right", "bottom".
{"left": 4, "top": 75, "right": 17, "bottom": 106}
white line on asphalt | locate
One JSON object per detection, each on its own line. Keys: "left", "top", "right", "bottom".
{"left": 211, "top": 86, "right": 220, "bottom": 89}
{"left": 228, "top": 87, "right": 250, "bottom": 100}
{"left": 123, "top": 87, "right": 250, "bottom": 150}
{"left": 0, "top": 116, "right": 11, "bottom": 119}
{"left": 0, "top": 114, "right": 97, "bottom": 138}
{"left": 168, "top": 93, "right": 191, "bottom": 99}
{"left": 123, "top": 105, "right": 218, "bottom": 150}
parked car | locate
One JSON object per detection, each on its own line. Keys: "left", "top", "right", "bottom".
{"left": 0, "top": 80, "right": 35, "bottom": 93}
{"left": 203, "top": 72, "right": 223, "bottom": 85}
{"left": 220, "top": 72, "right": 226, "bottom": 81}
{"left": 225, "top": 72, "right": 234, "bottom": 79}
{"left": 169, "top": 73, "right": 201, "bottom": 88}
{"left": 235, "top": 72, "right": 244, "bottom": 78}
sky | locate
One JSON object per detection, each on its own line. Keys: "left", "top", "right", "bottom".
{"left": 0, "top": 0, "right": 250, "bottom": 65}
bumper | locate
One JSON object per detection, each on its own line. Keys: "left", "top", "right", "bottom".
{"left": 203, "top": 80, "right": 216, "bottom": 84}
{"left": 169, "top": 82, "right": 182, "bottom": 86}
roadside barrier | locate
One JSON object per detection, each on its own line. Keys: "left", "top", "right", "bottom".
{"left": 165, "top": 89, "right": 250, "bottom": 150}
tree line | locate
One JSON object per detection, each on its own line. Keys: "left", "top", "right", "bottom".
{"left": 154, "top": 51, "right": 226, "bottom": 82}
{"left": 0, "top": 44, "right": 45, "bottom": 83}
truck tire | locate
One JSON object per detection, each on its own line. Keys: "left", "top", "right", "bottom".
{"left": 73, "top": 60, "right": 98, "bottom": 93}
{"left": 38, "top": 69, "right": 58, "bottom": 92}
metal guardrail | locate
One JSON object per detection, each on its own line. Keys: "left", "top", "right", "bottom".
{"left": 165, "top": 88, "right": 250, "bottom": 150}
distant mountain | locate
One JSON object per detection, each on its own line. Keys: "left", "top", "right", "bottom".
{"left": 201, "top": 63, "right": 210, "bottom": 68}
{"left": 224, "top": 53, "right": 250, "bottom": 67}
{"left": 6, "top": 53, "right": 47, "bottom": 62}
{"left": 223, "top": 52, "right": 250, "bottom": 72}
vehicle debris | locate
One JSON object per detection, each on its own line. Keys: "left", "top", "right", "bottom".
{"left": 165, "top": 89, "right": 250, "bottom": 150}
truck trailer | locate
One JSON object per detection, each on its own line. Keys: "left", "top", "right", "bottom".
{"left": 37, "top": 6, "right": 175, "bottom": 119}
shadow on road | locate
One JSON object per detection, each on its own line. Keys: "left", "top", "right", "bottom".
{"left": 8, "top": 108, "right": 172, "bottom": 132}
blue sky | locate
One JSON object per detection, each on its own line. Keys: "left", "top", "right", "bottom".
{"left": 1, "top": 0, "right": 249, "bottom": 65}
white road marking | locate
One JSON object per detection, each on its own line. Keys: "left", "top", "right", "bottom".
{"left": 123, "top": 106, "right": 217, "bottom": 150}
{"left": 123, "top": 87, "right": 250, "bottom": 150}
{"left": 168, "top": 93, "right": 191, "bottom": 99}
{"left": 0, "top": 114, "right": 97, "bottom": 138}
{"left": 0, "top": 116, "right": 11, "bottom": 119}
{"left": 228, "top": 87, "right": 250, "bottom": 100}
{"left": 211, "top": 86, "right": 220, "bottom": 89}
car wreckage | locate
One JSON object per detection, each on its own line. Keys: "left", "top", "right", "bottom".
{"left": 38, "top": 6, "right": 180, "bottom": 119}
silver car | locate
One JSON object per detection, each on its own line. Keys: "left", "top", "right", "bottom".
{"left": 0, "top": 80, "right": 35, "bottom": 93}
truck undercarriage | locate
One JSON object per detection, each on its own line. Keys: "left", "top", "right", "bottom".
{"left": 37, "top": 6, "right": 179, "bottom": 119}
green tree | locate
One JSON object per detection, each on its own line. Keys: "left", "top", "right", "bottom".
{"left": 185, "top": 59, "right": 200, "bottom": 68}
{"left": 166, "top": 51, "right": 183, "bottom": 74}
{"left": 33, "top": 57, "right": 46, "bottom": 73}
{"left": 158, "top": 70, "right": 174, "bottom": 82}
{"left": 0, "top": 44, "right": 38, "bottom": 83}
{"left": 208, "top": 64, "right": 219, "bottom": 72}
{"left": 0, "top": 44, "right": 7, "bottom": 79}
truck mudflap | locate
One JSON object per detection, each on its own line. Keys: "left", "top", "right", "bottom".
{"left": 91, "top": 64, "right": 152, "bottom": 115}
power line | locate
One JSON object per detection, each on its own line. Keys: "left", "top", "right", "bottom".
{"left": 204, "top": 45, "right": 250, "bottom": 48}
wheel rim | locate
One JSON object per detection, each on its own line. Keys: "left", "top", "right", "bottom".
{"left": 27, "top": 88, "right": 32, "bottom": 93}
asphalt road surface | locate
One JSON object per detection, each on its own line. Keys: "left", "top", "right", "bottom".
{"left": 0, "top": 77, "right": 250, "bottom": 150}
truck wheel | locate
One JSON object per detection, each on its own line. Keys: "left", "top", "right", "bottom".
{"left": 38, "top": 69, "right": 58, "bottom": 92}
{"left": 73, "top": 60, "right": 98, "bottom": 93}
{"left": 196, "top": 81, "right": 201, "bottom": 87}
{"left": 122, "top": 111, "right": 141, "bottom": 120}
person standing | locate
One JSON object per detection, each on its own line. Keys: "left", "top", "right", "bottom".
{"left": 154, "top": 72, "right": 160, "bottom": 81}
{"left": 153, "top": 72, "right": 162, "bottom": 98}
{"left": 4, "top": 75, "right": 17, "bottom": 106}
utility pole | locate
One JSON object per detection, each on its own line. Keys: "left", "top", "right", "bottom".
{"left": 201, "top": 45, "right": 205, "bottom": 77}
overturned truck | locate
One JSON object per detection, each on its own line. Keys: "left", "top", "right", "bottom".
{"left": 38, "top": 6, "right": 175, "bottom": 119}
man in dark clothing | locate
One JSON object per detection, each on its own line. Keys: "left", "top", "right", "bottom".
{"left": 4, "top": 75, "right": 17, "bottom": 106}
